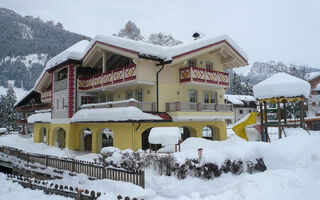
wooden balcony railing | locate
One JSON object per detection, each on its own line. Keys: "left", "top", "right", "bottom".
{"left": 79, "top": 64, "right": 136, "bottom": 91}
{"left": 41, "top": 90, "right": 52, "bottom": 102}
{"left": 16, "top": 103, "right": 52, "bottom": 112}
{"left": 80, "top": 99, "right": 156, "bottom": 112}
{"left": 166, "top": 102, "right": 233, "bottom": 112}
{"left": 179, "top": 66, "right": 229, "bottom": 86}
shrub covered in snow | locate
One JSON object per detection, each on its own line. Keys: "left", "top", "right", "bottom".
{"left": 100, "top": 147, "right": 266, "bottom": 180}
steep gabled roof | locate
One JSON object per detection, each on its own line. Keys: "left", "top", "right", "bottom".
{"left": 83, "top": 34, "right": 248, "bottom": 63}
{"left": 35, "top": 34, "right": 248, "bottom": 91}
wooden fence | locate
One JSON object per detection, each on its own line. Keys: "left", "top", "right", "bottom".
{"left": 6, "top": 174, "right": 143, "bottom": 200}
{"left": 0, "top": 146, "right": 145, "bottom": 188}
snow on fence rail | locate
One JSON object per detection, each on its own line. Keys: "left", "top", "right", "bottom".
{"left": 0, "top": 146, "right": 145, "bottom": 188}
{"left": 6, "top": 174, "right": 143, "bottom": 200}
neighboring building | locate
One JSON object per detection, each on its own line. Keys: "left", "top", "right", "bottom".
{"left": 14, "top": 90, "right": 51, "bottom": 134}
{"left": 224, "top": 95, "right": 257, "bottom": 124}
{"left": 30, "top": 35, "right": 248, "bottom": 153}
{"left": 306, "top": 73, "right": 320, "bottom": 129}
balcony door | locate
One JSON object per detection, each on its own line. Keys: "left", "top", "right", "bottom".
{"left": 204, "top": 91, "right": 216, "bottom": 103}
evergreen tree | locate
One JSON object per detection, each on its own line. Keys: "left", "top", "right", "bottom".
{"left": 0, "top": 87, "right": 17, "bottom": 130}
{"left": 231, "top": 72, "right": 244, "bottom": 95}
{"left": 244, "top": 79, "right": 253, "bottom": 95}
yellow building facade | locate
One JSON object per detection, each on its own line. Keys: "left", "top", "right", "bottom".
{"left": 31, "top": 35, "right": 248, "bottom": 153}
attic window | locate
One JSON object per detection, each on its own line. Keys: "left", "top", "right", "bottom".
{"left": 57, "top": 68, "right": 68, "bottom": 81}
{"left": 188, "top": 59, "right": 196, "bottom": 67}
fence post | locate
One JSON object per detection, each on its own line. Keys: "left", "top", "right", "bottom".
{"left": 45, "top": 155, "right": 48, "bottom": 167}
{"left": 72, "top": 159, "right": 75, "bottom": 172}
{"left": 102, "top": 168, "right": 106, "bottom": 179}
{"left": 77, "top": 190, "right": 83, "bottom": 200}
{"left": 140, "top": 170, "right": 145, "bottom": 189}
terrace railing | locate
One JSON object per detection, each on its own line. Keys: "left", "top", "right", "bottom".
{"left": 179, "top": 66, "right": 229, "bottom": 87}
{"left": 78, "top": 64, "right": 136, "bottom": 91}
{"left": 166, "top": 102, "right": 233, "bottom": 112}
{"left": 80, "top": 99, "right": 156, "bottom": 112}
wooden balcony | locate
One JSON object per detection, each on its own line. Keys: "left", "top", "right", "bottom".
{"left": 41, "top": 90, "right": 52, "bottom": 102}
{"left": 179, "top": 67, "right": 229, "bottom": 87}
{"left": 16, "top": 103, "right": 52, "bottom": 112}
{"left": 16, "top": 119, "right": 27, "bottom": 124}
{"left": 78, "top": 64, "right": 137, "bottom": 91}
{"left": 80, "top": 99, "right": 156, "bottom": 112}
{"left": 166, "top": 102, "right": 233, "bottom": 112}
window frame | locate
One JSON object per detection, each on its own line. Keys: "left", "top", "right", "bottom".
{"left": 188, "top": 59, "right": 196, "bottom": 67}
{"left": 189, "top": 89, "right": 198, "bottom": 103}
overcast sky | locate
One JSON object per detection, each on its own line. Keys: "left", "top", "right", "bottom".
{"left": 2, "top": 0, "right": 320, "bottom": 68}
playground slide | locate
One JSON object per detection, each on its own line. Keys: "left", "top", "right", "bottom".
{"left": 232, "top": 112, "right": 258, "bottom": 141}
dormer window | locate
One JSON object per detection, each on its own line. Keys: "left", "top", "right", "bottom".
{"left": 57, "top": 68, "right": 68, "bottom": 81}
{"left": 188, "top": 59, "right": 196, "bottom": 67}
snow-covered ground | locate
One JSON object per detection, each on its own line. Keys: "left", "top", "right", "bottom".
{"left": 0, "top": 173, "right": 71, "bottom": 200}
{"left": 0, "top": 134, "right": 100, "bottom": 162}
{"left": 0, "top": 129, "right": 320, "bottom": 200}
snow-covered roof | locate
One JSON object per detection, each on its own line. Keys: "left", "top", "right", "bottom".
{"left": 14, "top": 89, "right": 34, "bottom": 107}
{"left": 71, "top": 106, "right": 162, "bottom": 122}
{"left": 35, "top": 34, "right": 248, "bottom": 90}
{"left": 314, "top": 83, "right": 320, "bottom": 91}
{"left": 225, "top": 95, "right": 256, "bottom": 105}
{"left": 253, "top": 73, "right": 311, "bottom": 99}
{"left": 34, "top": 40, "right": 90, "bottom": 89}
{"left": 27, "top": 112, "right": 51, "bottom": 123}
{"left": 149, "top": 127, "right": 181, "bottom": 145}
{"left": 85, "top": 34, "right": 248, "bottom": 62}
{"left": 307, "top": 71, "right": 320, "bottom": 81}
{"left": 45, "top": 40, "right": 89, "bottom": 70}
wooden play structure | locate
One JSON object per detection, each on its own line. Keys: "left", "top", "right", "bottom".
{"left": 258, "top": 96, "right": 307, "bottom": 142}
{"left": 233, "top": 73, "right": 311, "bottom": 142}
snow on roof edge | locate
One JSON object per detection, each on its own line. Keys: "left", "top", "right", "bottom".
{"left": 34, "top": 34, "right": 248, "bottom": 91}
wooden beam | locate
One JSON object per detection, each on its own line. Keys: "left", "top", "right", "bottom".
{"left": 260, "top": 101, "right": 264, "bottom": 141}
{"left": 277, "top": 98, "right": 282, "bottom": 139}
{"left": 219, "top": 47, "right": 231, "bottom": 58}
{"left": 108, "top": 54, "right": 121, "bottom": 70}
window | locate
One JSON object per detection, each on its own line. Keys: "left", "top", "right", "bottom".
{"left": 57, "top": 68, "right": 68, "bottom": 81}
{"left": 126, "top": 90, "right": 133, "bottom": 99}
{"left": 202, "top": 126, "right": 212, "bottom": 138}
{"left": 81, "top": 96, "right": 88, "bottom": 105}
{"left": 107, "top": 94, "right": 113, "bottom": 102}
{"left": 203, "top": 91, "right": 216, "bottom": 103}
{"left": 189, "top": 90, "right": 197, "bottom": 103}
{"left": 239, "top": 109, "right": 243, "bottom": 114}
{"left": 136, "top": 89, "right": 143, "bottom": 102}
{"left": 56, "top": 98, "right": 59, "bottom": 110}
{"left": 61, "top": 97, "right": 65, "bottom": 109}
{"left": 81, "top": 96, "right": 98, "bottom": 105}
{"left": 205, "top": 62, "right": 213, "bottom": 71}
{"left": 188, "top": 59, "right": 196, "bottom": 67}
{"left": 100, "top": 95, "right": 106, "bottom": 103}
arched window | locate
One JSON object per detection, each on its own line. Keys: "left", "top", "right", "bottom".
{"left": 202, "top": 126, "right": 212, "bottom": 138}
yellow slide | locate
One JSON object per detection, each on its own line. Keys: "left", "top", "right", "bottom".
{"left": 232, "top": 112, "right": 258, "bottom": 141}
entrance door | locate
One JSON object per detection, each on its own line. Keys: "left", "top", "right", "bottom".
{"left": 84, "top": 135, "right": 92, "bottom": 151}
